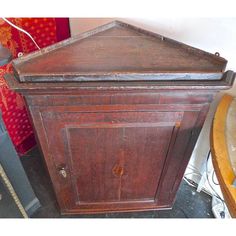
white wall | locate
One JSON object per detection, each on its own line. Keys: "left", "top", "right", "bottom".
{"left": 69, "top": 18, "right": 236, "bottom": 185}
{"left": 69, "top": 18, "right": 236, "bottom": 97}
{"left": 70, "top": 18, "right": 236, "bottom": 72}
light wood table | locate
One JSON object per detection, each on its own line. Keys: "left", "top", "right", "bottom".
{"left": 211, "top": 94, "right": 236, "bottom": 217}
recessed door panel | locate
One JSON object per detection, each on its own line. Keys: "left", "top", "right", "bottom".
{"left": 42, "top": 109, "right": 186, "bottom": 210}
{"left": 65, "top": 125, "right": 175, "bottom": 204}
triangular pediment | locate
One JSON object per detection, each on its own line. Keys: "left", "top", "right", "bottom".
{"left": 13, "top": 20, "right": 227, "bottom": 82}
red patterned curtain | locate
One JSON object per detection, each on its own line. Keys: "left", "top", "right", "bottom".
{"left": 0, "top": 18, "right": 70, "bottom": 155}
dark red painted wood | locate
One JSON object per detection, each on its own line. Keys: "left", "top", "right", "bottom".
{"left": 42, "top": 109, "right": 183, "bottom": 210}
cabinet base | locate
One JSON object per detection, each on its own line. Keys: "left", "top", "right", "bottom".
{"left": 60, "top": 204, "right": 173, "bottom": 215}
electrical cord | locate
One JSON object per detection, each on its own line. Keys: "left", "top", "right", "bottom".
{"left": 206, "top": 151, "right": 226, "bottom": 217}
{"left": 206, "top": 151, "right": 224, "bottom": 200}
{"left": 183, "top": 176, "right": 198, "bottom": 188}
{"left": 2, "top": 17, "right": 41, "bottom": 50}
{"left": 183, "top": 154, "right": 226, "bottom": 218}
{"left": 212, "top": 170, "right": 219, "bottom": 185}
{"left": 183, "top": 166, "right": 202, "bottom": 188}
{"left": 183, "top": 162, "right": 202, "bottom": 187}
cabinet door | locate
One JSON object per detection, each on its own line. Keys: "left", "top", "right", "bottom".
{"left": 40, "top": 106, "right": 199, "bottom": 213}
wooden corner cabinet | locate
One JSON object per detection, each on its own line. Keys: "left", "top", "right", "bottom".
{"left": 5, "top": 21, "right": 235, "bottom": 215}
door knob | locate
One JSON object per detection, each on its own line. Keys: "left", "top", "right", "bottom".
{"left": 59, "top": 167, "right": 67, "bottom": 178}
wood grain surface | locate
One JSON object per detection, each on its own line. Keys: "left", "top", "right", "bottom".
{"left": 6, "top": 21, "right": 235, "bottom": 215}
{"left": 12, "top": 21, "right": 227, "bottom": 82}
{"left": 211, "top": 94, "right": 236, "bottom": 217}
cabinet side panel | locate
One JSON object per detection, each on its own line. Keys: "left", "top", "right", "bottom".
{"left": 156, "top": 104, "right": 210, "bottom": 206}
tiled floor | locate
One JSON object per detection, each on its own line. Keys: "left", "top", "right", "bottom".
{"left": 15, "top": 147, "right": 214, "bottom": 218}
